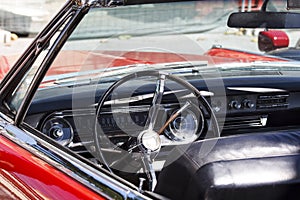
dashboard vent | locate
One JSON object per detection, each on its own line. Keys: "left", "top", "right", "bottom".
{"left": 222, "top": 115, "right": 268, "bottom": 130}
{"left": 256, "top": 94, "right": 289, "bottom": 109}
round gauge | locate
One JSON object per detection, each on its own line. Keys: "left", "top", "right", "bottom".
{"left": 41, "top": 117, "right": 74, "bottom": 146}
{"left": 164, "top": 106, "right": 204, "bottom": 142}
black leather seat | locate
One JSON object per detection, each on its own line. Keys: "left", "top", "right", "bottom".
{"left": 155, "top": 130, "right": 300, "bottom": 200}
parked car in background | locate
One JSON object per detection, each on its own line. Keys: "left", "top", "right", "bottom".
{"left": 259, "top": 30, "right": 300, "bottom": 61}
{"left": 1, "top": 0, "right": 300, "bottom": 199}
{"left": 0, "top": 0, "right": 63, "bottom": 36}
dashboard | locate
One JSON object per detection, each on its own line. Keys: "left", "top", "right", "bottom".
{"left": 25, "top": 75, "right": 300, "bottom": 159}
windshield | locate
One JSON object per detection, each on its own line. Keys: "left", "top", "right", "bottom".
{"left": 30, "top": 1, "right": 299, "bottom": 91}
{"left": 38, "top": 1, "right": 299, "bottom": 87}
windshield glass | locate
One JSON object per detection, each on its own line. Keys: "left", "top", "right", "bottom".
{"left": 37, "top": 0, "right": 300, "bottom": 90}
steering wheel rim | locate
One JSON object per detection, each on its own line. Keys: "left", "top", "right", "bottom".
{"left": 93, "top": 70, "right": 220, "bottom": 175}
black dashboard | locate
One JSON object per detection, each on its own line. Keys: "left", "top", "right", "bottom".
{"left": 25, "top": 75, "right": 300, "bottom": 158}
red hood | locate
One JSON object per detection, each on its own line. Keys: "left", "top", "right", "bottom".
{"left": 204, "top": 47, "right": 287, "bottom": 62}
{"left": 1, "top": 48, "right": 287, "bottom": 81}
{"left": 46, "top": 50, "right": 239, "bottom": 76}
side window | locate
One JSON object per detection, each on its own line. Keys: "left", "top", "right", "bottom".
{"left": 8, "top": 50, "right": 50, "bottom": 112}
{"left": 7, "top": 30, "right": 63, "bottom": 112}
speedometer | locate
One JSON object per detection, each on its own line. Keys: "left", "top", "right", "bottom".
{"left": 164, "top": 105, "right": 204, "bottom": 142}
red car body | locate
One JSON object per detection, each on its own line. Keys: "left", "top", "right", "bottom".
{"left": 0, "top": 135, "right": 104, "bottom": 199}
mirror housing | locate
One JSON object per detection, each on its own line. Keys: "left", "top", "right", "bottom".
{"left": 258, "top": 30, "right": 289, "bottom": 52}
{"left": 228, "top": 12, "right": 300, "bottom": 29}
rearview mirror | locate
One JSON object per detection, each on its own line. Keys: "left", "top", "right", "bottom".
{"left": 227, "top": 12, "right": 300, "bottom": 29}
{"left": 258, "top": 30, "right": 289, "bottom": 52}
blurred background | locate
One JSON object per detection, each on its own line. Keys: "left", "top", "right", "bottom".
{"left": 0, "top": 0, "right": 63, "bottom": 56}
{"left": 0, "top": 0, "right": 62, "bottom": 36}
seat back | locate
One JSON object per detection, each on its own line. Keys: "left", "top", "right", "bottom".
{"left": 155, "top": 131, "right": 300, "bottom": 200}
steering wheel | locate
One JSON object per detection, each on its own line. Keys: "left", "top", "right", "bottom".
{"left": 94, "top": 70, "right": 220, "bottom": 191}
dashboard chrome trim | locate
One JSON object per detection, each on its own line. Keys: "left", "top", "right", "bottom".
{"left": 89, "top": 89, "right": 214, "bottom": 106}
{"left": 227, "top": 87, "right": 287, "bottom": 93}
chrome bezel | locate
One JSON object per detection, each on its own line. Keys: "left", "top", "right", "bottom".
{"left": 164, "top": 104, "right": 205, "bottom": 143}
{"left": 41, "top": 116, "right": 74, "bottom": 146}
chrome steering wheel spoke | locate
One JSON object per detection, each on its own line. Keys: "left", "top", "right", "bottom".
{"left": 145, "top": 73, "right": 166, "bottom": 131}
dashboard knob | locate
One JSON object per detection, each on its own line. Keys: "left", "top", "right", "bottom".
{"left": 243, "top": 100, "right": 255, "bottom": 108}
{"left": 229, "top": 100, "right": 241, "bottom": 109}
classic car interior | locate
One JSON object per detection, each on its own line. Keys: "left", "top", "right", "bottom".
{"left": 25, "top": 64, "right": 300, "bottom": 199}
{"left": 3, "top": 0, "right": 300, "bottom": 199}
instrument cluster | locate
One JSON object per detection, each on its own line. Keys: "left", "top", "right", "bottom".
{"left": 39, "top": 102, "right": 205, "bottom": 151}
